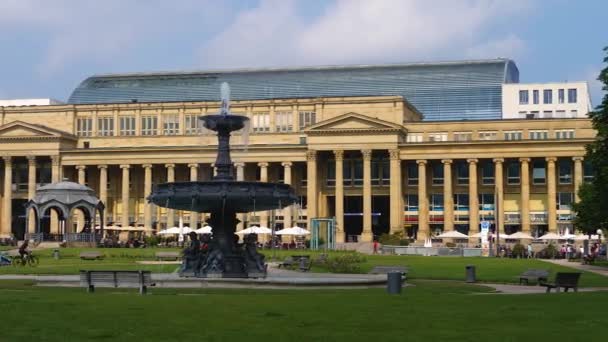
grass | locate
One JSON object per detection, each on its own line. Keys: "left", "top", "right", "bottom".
{"left": 0, "top": 280, "right": 607, "bottom": 341}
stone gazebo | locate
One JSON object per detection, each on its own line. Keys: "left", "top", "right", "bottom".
{"left": 25, "top": 181, "right": 105, "bottom": 243}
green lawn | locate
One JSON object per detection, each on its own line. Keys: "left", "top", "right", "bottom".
{"left": 0, "top": 280, "right": 606, "bottom": 341}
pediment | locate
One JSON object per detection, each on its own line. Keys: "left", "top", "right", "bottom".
{"left": 305, "top": 112, "right": 405, "bottom": 135}
{"left": 0, "top": 121, "right": 76, "bottom": 140}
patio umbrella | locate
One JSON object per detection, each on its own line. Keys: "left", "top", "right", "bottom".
{"left": 236, "top": 226, "right": 272, "bottom": 235}
{"left": 469, "top": 232, "right": 502, "bottom": 239}
{"left": 275, "top": 226, "right": 311, "bottom": 235}
{"left": 573, "top": 234, "right": 589, "bottom": 241}
{"left": 158, "top": 227, "right": 182, "bottom": 235}
{"left": 195, "top": 225, "right": 213, "bottom": 234}
{"left": 504, "top": 231, "right": 534, "bottom": 239}
{"left": 436, "top": 231, "right": 469, "bottom": 239}
{"left": 538, "top": 232, "right": 561, "bottom": 240}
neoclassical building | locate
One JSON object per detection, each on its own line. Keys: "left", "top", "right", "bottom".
{"left": 0, "top": 60, "right": 595, "bottom": 242}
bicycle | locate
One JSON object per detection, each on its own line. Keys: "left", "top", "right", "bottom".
{"left": 11, "top": 253, "right": 39, "bottom": 267}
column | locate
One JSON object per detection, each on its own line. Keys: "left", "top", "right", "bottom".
{"left": 143, "top": 164, "right": 153, "bottom": 231}
{"left": 76, "top": 165, "right": 86, "bottom": 185}
{"left": 390, "top": 149, "right": 403, "bottom": 234}
{"left": 442, "top": 159, "right": 453, "bottom": 232}
{"left": 493, "top": 158, "right": 504, "bottom": 235}
{"left": 1, "top": 156, "right": 12, "bottom": 238}
{"left": 120, "top": 165, "right": 130, "bottom": 228}
{"left": 281, "top": 162, "right": 293, "bottom": 229}
{"left": 98, "top": 165, "right": 108, "bottom": 225}
{"left": 546, "top": 157, "right": 557, "bottom": 233}
{"left": 51, "top": 155, "right": 61, "bottom": 182}
{"left": 520, "top": 158, "right": 531, "bottom": 233}
{"left": 258, "top": 162, "right": 269, "bottom": 228}
{"left": 188, "top": 163, "right": 199, "bottom": 228}
{"left": 416, "top": 160, "right": 428, "bottom": 240}
{"left": 27, "top": 156, "right": 37, "bottom": 234}
{"left": 165, "top": 164, "right": 175, "bottom": 228}
{"left": 235, "top": 162, "right": 245, "bottom": 231}
{"left": 573, "top": 157, "right": 583, "bottom": 202}
{"left": 467, "top": 159, "right": 479, "bottom": 235}
{"left": 361, "top": 149, "right": 373, "bottom": 242}
{"left": 306, "top": 151, "right": 317, "bottom": 229}
{"left": 333, "top": 151, "right": 345, "bottom": 243}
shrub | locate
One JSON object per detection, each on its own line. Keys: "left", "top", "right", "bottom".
{"left": 445, "top": 242, "right": 456, "bottom": 248}
{"left": 511, "top": 243, "right": 526, "bottom": 258}
{"left": 538, "top": 243, "right": 559, "bottom": 259}
{"left": 322, "top": 252, "right": 366, "bottom": 273}
{"left": 379, "top": 231, "right": 408, "bottom": 246}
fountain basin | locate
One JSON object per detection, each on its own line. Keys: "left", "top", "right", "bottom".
{"left": 148, "top": 181, "right": 297, "bottom": 213}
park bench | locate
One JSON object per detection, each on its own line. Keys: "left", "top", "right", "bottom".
{"left": 155, "top": 251, "right": 181, "bottom": 261}
{"left": 278, "top": 256, "right": 296, "bottom": 269}
{"left": 80, "top": 270, "right": 155, "bottom": 295}
{"left": 540, "top": 272, "right": 581, "bottom": 293}
{"left": 518, "top": 269, "right": 550, "bottom": 285}
{"left": 368, "top": 265, "right": 409, "bottom": 279}
{"left": 79, "top": 251, "right": 104, "bottom": 260}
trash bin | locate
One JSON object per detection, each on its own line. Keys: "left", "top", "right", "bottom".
{"left": 52, "top": 249, "right": 60, "bottom": 260}
{"left": 386, "top": 271, "right": 402, "bottom": 294}
{"left": 465, "top": 265, "right": 476, "bottom": 283}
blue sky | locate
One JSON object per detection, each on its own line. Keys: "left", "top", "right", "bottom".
{"left": 0, "top": 0, "right": 606, "bottom": 105}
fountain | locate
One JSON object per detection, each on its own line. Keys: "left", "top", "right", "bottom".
{"left": 148, "top": 83, "right": 297, "bottom": 278}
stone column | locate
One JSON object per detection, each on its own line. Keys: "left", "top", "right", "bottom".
{"left": 390, "top": 149, "right": 403, "bottom": 234}
{"left": 282, "top": 162, "right": 293, "bottom": 229}
{"left": 143, "top": 164, "right": 153, "bottom": 231}
{"left": 467, "top": 159, "right": 479, "bottom": 235}
{"left": 76, "top": 165, "right": 86, "bottom": 185}
{"left": 258, "top": 162, "right": 269, "bottom": 228}
{"left": 306, "top": 151, "right": 318, "bottom": 229}
{"left": 235, "top": 162, "right": 245, "bottom": 231}
{"left": 573, "top": 157, "right": 583, "bottom": 202}
{"left": 165, "top": 164, "right": 175, "bottom": 228}
{"left": 51, "top": 155, "right": 61, "bottom": 182}
{"left": 98, "top": 165, "right": 108, "bottom": 224}
{"left": 1, "top": 156, "right": 12, "bottom": 238}
{"left": 417, "top": 160, "right": 428, "bottom": 240}
{"left": 27, "top": 156, "right": 37, "bottom": 234}
{"left": 120, "top": 165, "right": 130, "bottom": 228}
{"left": 520, "top": 158, "right": 531, "bottom": 233}
{"left": 361, "top": 149, "right": 373, "bottom": 242}
{"left": 442, "top": 159, "right": 453, "bottom": 232}
{"left": 493, "top": 158, "right": 504, "bottom": 235}
{"left": 333, "top": 151, "right": 345, "bottom": 243}
{"left": 188, "top": 163, "right": 199, "bottom": 228}
{"left": 546, "top": 157, "right": 557, "bottom": 233}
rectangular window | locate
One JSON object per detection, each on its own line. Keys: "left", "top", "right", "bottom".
{"left": 298, "top": 111, "right": 316, "bottom": 130}
{"left": 431, "top": 194, "right": 444, "bottom": 211}
{"left": 583, "top": 160, "right": 593, "bottom": 183}
{"left": 507, "top": 162, "right": 520, "bottom": 185}
{"left": 76, "top": 117, "right": 92, "bottom": 137}
{"left": 456, "top": 161, "right": 469, "bottom": 185}
{"left": 454, "top": 193, "right": 469, "bottom": 211}
{"left": 533, "top": 90, "right": 539, "bottom": 104}
{"left": 556, "top": 110, "right": 566, "bottom": 118}
{"left": 504, "top": 131, "right": 522, "bottom": 140}
{"left": 353, "top": 159, "right": 363, "bottom": 186}
{"left": 557, "top": 192, "right": 573, "bottom": 210}
{"left": 141, "top": 116, "right": 158, "bottom": 136}
{"left": 542, "top": 111, "right": 553, "bottom": 118}
{"left": 558, "top": 89, "right": 565, "bottom": 104}
{"left": 163, "top": 115, "right": 180, "bottom": 135}
{"left": 343, "top": 159, "right": 352, "bottom": 186}
{"left": 428, "top": 132, "right": 447, "bottom": 142}
{"left": 543, "top": 89, "right": 552, "bottom": 104}
{"left": 532, "top": 160, "right": 546, "bottom": 185}
{"left": 407, "top": 163, "right": 418, "bottom": 186}
{"left": 519, "top": 111, "right": 527, "bottom": 117}
{"left": 558, "top": 159, "right": 572, "bottom": 184}
{"left": 275, "top": 111, "right": 292, "bottom": 132}
{"left": 570, "top": 110, "right": 578, "bottom": 117}
{"left": 478, "top": 193, "right": 495, "bottom": 210}
{"left": 478, "top": 131, "right": 497, "bottom": 140}
{"left": 406, "top": 133, "right": 423, "bottom": 142}
{"left": 252, "top": 112, "right": 270, "bottom": 132}
{"left": 530, "top": 130, "right": 548, "bottom": 140}
{"left": 481, "top": 161, "right": 494, "bottom": 185}
{"left": 519, "top": 90, "right": 529, "bottom": 104}
{"left": 405, "top": 194, "right": 419, "bottom": 211}
{"left": 326, "top": 161, "right": 335, "bottom": 187}
{"left": 432, "top": 163, "right": 444, "bottom": 186}
{"left": 568, "top": 88, "right": 577, "bottom": 103}
{"left": 119, "top": 116, "right": 135, "bottom": 136}
{"left": 185, "top": 114, "right": 202, "bottom": 135}
{"left": 555, "top": 129, "right": 575, "bottom": 139}
{"left": 97, "top": 116, "right": 114, "bottom": 136}
{"left": 454, "top": 132, "right": 472, "bottom": 141}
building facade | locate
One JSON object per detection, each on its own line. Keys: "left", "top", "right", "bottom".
{"left": 502, "top": 82, "right": 592, "bottom": 119}
{"left": 0, "top": 93, "right": 594, "bottom": 243}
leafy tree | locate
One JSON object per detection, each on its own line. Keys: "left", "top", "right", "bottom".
{"left": 573, "top": 46, "right": 608, "bottom": 235}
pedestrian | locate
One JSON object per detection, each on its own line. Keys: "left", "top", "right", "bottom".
{"left": 527, "top": 244, "right": 533, "bottom": 258}
{"left": 373, "top": 240, "right": 379, "bottom": 254}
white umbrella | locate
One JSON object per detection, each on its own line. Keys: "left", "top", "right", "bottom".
{"left": 237, "top": 226, "right": 272, "bottom": 235}
{"left": 561, "top": 233, "right": 576, "bottom": 239}
{"left": 195, "top": 225, "right": 213, "bottom": 234}
{"left": 538, "top": 232, "right": 561, "bottom": 240}
{"left": 504, "top": 231, "right": 535, "bottom": 239}
{"left": 469, "top": 232, "right": 502, "bottom": 238}
{"left": 436, "top": 231, "right": 469, "bottom": 239}
{"left": 573, "top": 234, "right": 589, "bottom": 241}
{"left": 158, "top": 227, "right": 194, "bottom": 235}
{"left": 275, "top": 226, "right": 311, "bottom": 235}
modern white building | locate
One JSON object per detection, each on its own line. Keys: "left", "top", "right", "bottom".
{"left": 0, "top": 98, "right": 63, "bottom": 107}
{"left": 502, "top": 82, "right": 592, "bottom": 119}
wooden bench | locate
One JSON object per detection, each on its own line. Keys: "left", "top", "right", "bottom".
{"left": 518, "top": 269, "right": 550, "bottom": 285}
{"left": 278, "top": 257, "right": 296, "bottom": 269}
{"left": 368, "top": 265, "right": 408, "bottom": 279}
{"left": 80, "top": 270, "right": 154, "bottom": 295}
{"left": 79, "top": 251, "right": 104, "bottom": 260}
{"left": 540, "top": 272, "right": 581, "bottom": 293}
{"left": 155, "top": 251, "right": 181, "bottom": 261}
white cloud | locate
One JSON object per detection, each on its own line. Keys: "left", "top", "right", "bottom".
{"left": 200, "top": 0, "right": 531, "bottom": 68}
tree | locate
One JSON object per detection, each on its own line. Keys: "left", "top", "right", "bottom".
{"left": 573, "top": 46, "right": 608, "bottom": 235}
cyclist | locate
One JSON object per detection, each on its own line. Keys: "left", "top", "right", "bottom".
{"left": 18, "top": 240, "right": 31, "bottom": 262}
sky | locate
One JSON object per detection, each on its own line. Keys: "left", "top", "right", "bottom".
{"left": 0, "top": 0, "right": 606, "bottom": 105}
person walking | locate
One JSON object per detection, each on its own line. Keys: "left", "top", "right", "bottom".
{"left": 527, "top": 244, "right": 533, "bottom": 258}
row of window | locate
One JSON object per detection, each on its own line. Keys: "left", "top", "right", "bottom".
{"left": 76, "top": 112, "right": 317, "bottom": 137}
{"left": 404, "top": 192, "right": 575, "bottom": 211}
{"left": 407, "top": 129, "right": 575, "bottom": 143}
{"left": 519, "top": 110, "right": 579, "bottom": 119}
{"left": 519, "top": 88, "right": 577, "bottom": 105}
